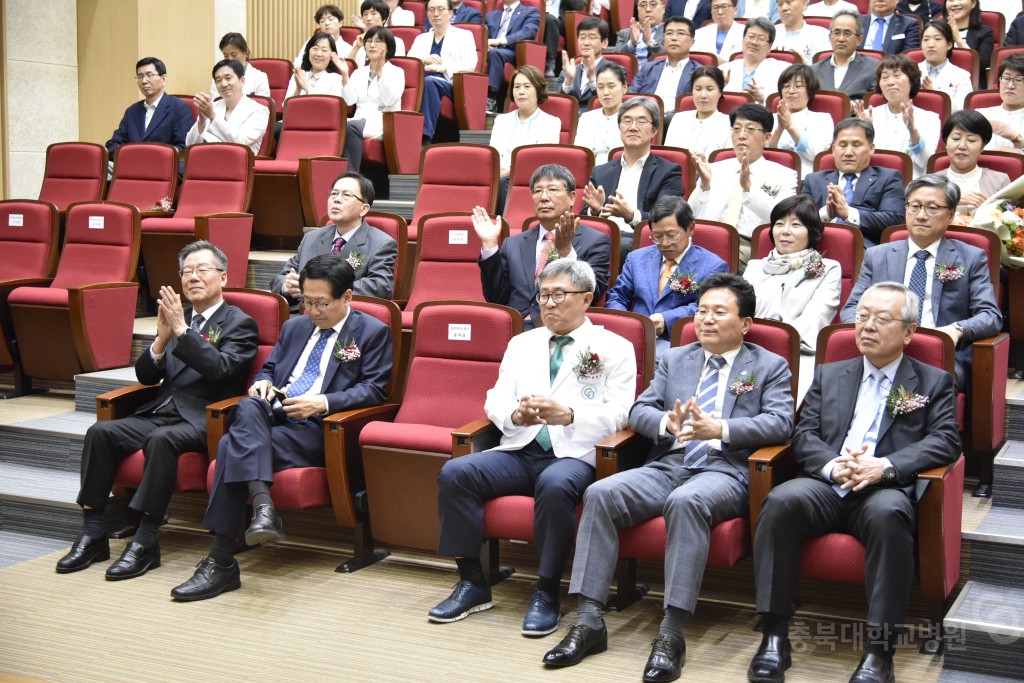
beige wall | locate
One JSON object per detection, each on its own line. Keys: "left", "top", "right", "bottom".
{"left": 0, "top": 0, "right": 8, "bottom": 199}
{"left": 247, "top": 0, "right": 360, "bottom": 61}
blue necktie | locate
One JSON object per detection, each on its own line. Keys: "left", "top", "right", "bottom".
{"left": 871, "top": 17, "right": 886, "bottom": 51}
{"left": 842, "top": 173, "right": 856, "bottom": 205}
{"left": 535, "top": 335, "right": 573, "bottom": 451}
{"left": 908, "top": 250, "right": 929, "bottom": 321}
{"left": 835, "top": 370, "right": 889, "bottom": 496}
{"left": 287, "top": 329, "right": 335, "bottom": 398}
{"left": 682, "top": 355, "right": 723, "bottom": 470}
{"left": 191, "top": 314, "right": 205, "bottom": 333}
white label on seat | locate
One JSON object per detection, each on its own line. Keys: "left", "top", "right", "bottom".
{"left": 8, "top": 214, "right": 23, "bottom": 227}
{"left": 449, "top": 230, "right": 468, "bottom": 245}
{"left": 448, "top": 324, "right": 471, "bottom": 341}
{"left": 88, "top": 216, "right": 104, "bottom": 229}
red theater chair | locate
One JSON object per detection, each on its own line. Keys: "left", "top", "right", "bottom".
{"left": 814, "top": 149, "right": 912, "bottom": 183}
{"left": 711, "top": 147, "right": 803, "bottom": 186}
{"left": 906, "top": 48, "right": 980, "bottom": 88}
{"left": 510, "top": 93, "right": 579, "bottom": 144}
{"left": 867, "top": 90, "right": 951, "bottom": 138}
{"left": 106, "top": 143, "right": 179, "bottom": 213}
{"left": 249, "top": 59, "right": 293, "bottom": 115}
{"left": 37, "top": 142, "right": 108, "bottom": 213}
{"left": 610, "top": 145, "right": 695, "bottom": 196}
{"left": 409, "top": 143, "right": 499, "bottom": 242}
{"left": 504, "top": 144, "right": 593, "bottom": 233}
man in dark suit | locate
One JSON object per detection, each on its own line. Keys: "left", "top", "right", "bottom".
{"left": 171, "top": 254, "right": 394, "bottom": 601}
{"left": 543, "top": 0, "right": 588, "bottom": 76}
{"left": 476, "top": 163, "right": 611, "bottom": 328}
{"left": 800, "top": 118, "right": 906, "bottom": 246}
{"left": 423, "top": 0, "right": 483, "bottom": 29}
{"left": 56, "top": 241, "right": 259, "bottom": 579}
{"left": 584, "top": 98, "right": 684, "bottom": 255}
{"left": 628, "top": 17, "right": 699, "bottom": 114}
{"left": 609, "top": 0, "right": 666, "bottom": 60}
{"left": 841, "top": 174, "right": 1002, "bottom": 390}
{"left": 485, "top": 0, "right": 542, "bottom": 107}
{"left": 561, "top": 17, "right": 610, "bottom": 106}
{"left": 811, "top": 10, "right": 881, "bottom": 101}
{"left": 667, "top": 0, "right": 712, "bottom": 32}
{"left": 545, "top": 274, "right": 794, "bottom": 681}
{"left": 270, "top": 172, "right": 397, "bottom": 314}
{"left": 748, "top": 281, "right": 960, "bottom": 683}
{"left": 1007, "top": 15, "right": 1024, "bottom": 46}
{"left": 860, "top": 0, "right": 920, "bottom": 53}
{"left": 105, "top": 57, "right": 194, "bottom": 166}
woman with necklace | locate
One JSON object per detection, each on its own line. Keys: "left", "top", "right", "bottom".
{"left": 664, "top": 66, "right": 732, "bottom": 156}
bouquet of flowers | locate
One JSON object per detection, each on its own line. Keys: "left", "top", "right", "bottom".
{"left": 969, "top": 175, "right": 1024, "bottom": 268}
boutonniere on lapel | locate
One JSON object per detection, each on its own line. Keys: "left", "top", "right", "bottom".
{"left": 802, "top": 251, "right": 826, "bottom": 280}
{"left": 346, "top": 252, "right": 365, "bottom": 270}
{"left": 729, "top": 371, "right": 758, "bottom": 395}
{"left": 668, "top": 271, "right": 701, "bottom": 295}
{"left": 760, "top": 183, "right": 781, "bottom": 198}
{"left": 148, "top": 196, "right": 173, "bottom": 212}
{"left": 546, "top": 247, "right": 561, "bottom": 265}
{"left": 934, "top": 263, "right": 965, "bottom": 283}
{"left": 333, "top": 336, "right": 361, "bottom": 362}
{"left": 572, "top": 347, "right": 605, "bottom": 381}
{"left": 886, "top": 385, "right": 929, "bottom": 416}
{"left": 202, "top": 326, "right": 222, "bottom": 345}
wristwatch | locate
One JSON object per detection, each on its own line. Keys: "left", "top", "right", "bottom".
{"left": 881, "top": 461, "right": 897, "bottom": 483}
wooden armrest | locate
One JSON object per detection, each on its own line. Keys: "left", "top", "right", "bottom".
{"left": 595, "top": 428, "right": 648, "bottom": 480}
{"left": 96, "top": 383, "right": 161, "bottom": 420}
{"left": 392, "top": 298, "right": 408, "bottom": 308}
{"left": 139, "top": 210, "right": 174, "bottom": 219}
{"left": 971, "top": 333, "right": 1009, "bottom": 349}
{"left": 918, "top": 461, "right": 955, "bottom": 481}
{"left": 452, "top": 418, "right": 500, "bottom": 457}
{"left": 324, "top": 403, "right": 401, "bottom": 528}
{"left": 205, "top": 395, "right": 247, "bottom": 458}
{"left": 323, "top": 403, "right": 401, "bottom": 427}
{"left": 0, "top": 277, "right": 54, "bottom": 290}
{"left": 748, "top": 442, "right": 794, "bottom": 541}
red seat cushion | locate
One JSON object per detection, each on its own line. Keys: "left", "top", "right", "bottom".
{"left": 115, "top": 450, "right": 209, "bottom": 492}
{"left": 7, "top": 286, "right": 69, "bottom": 306}
{"left": 483, "top": 495, "right": 583, "bottom": 541}
{"left": 359, "top": 421, "right": 455, "bottom": 454}
{"left": 270, "top": 467, "right": 331, "bottom": 509}
{"left": 799, "top": 533, "right": 866, "bottom": 584}
{"left": 617, "top": 515, "right": 750, "bottom": 568}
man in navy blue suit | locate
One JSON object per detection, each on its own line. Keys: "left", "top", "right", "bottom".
{"left": 800, "top": 118, "right": 906, "bottom": 247}
{"left": 628, "top": 17, "right": 699, "bottom": 115}
{"left": 860, "top": 0, "right": 920, "bottom": 53}
{"left": 105, "top": 57, "right": 194, "bottom": 168}
{"left": 486, "top": 0, "right": 542, "bottom": 108}
{"left": 667, "top": 0, "right": 712, "bottom": 33}
{"left": 609, "top": 0, "right": 666, "bottom": 61}
{"left": 605, "top": 195, "right": 728, "bottom": 355}
{"left": 170, "top": 254, "right": 393, "bottom": 601}
{"left": 423, "top": 0, "right": 482, "bottom": 29}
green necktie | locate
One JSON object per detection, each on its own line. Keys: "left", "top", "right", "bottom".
{"left": 537, "top": 336, "right": 573, "bottom": 451}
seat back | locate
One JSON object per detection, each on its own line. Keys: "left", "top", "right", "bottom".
{"left": 390, "top": 26, "right": 427, "bottom": 50}
{"left": 505, "top": 144, "right": 594, "bottom": 232}
{"left": 981, "top": 11, "right": 1005, "bottom": 50}
{"left": 610, "top": 145, "right": 694, "bottom": 195}
{"left": 0, "top": 200, "right": 59, "bottom": 280}
{"left": 927, "top": 150, "right": 1024, "bottom": 182}
{"left": 816, "top": 323, "right": 955, "bottom": 375}
{"left": 812, "top": 48, "right": 886, "bottom": 63}
{"left": 637, "top": 219, "right": 740, "bottom": 272}
{"left": 222, "top": 288, "right": 289, "bottom": 384}
{"left": 711, "top": 147, "right": 802, "bottom": 184}
{"left": 991, "top": 46, "right": 1024, "bottom": 76}
{"left": 38, "top": 143, "right": 108, "bottom": 211}
{"left": 350, "top": 295, "right": 404, "bottom": 400}
{"left": 906, "top": 48, "right": 980, "bottom": 88}
{"left": 596, "top": 52, "right": 638, "bottom": 85}
{"left": 172, "top": 94, "right": 200, "bottom": 122}
{"left": 250, "top": 95, "right": 277, "bottom": 157}
{"left": 576, "top": 216, "right": 621, "bottom": 298}
{"left": 586, "top": 308, "right": 656, "bottom": 398}
{"left": 391, "top": 56, "right": 425, "bottom": 110}
{"left": 176, "top": 143, "right": 255, "bottom": 219}
{"left": 881, "top": 225, "right": 1000, "bottom": 297}
{"left": 461, "top": 22, "right": 487, "bottom": 71}
{"left": 765, "top": 89, "right": 851, "bottom": 127}
{"left": 275, "top": 95, "right": 346, "bottom": 162}
{"left": 867, "top": 90, "right": 951, "bottom": 137}
{"left": 963, "top": 89, "right": 1002, "bottom": 111}
{"left": 396, "top": 301, "right": 523, "bottom": 426}
{"left": 107, "top": 143, "right": 179, "bottom": 212}
{"left": 53, "top": 201, "right": 141, "bottom": 289}
{"left": 405, "top": 0, "right": 428, "bottom": 25}
{"left": 249, "top": 58, "right": 294, "bottom": 113}
{"left": 412, "top": 143, "right": 499, "bottom": 239}
{"left": 364, "top": 211, "right": 410, "bottom": 298}
{"left": 814, "top": 150, "right": 912, "bottom": 183}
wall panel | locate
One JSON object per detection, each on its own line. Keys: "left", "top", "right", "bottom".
{"left": 247, "top": 0, "right": 360, "bottom": 61}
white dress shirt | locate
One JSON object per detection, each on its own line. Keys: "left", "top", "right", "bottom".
{"left": 903, "top": 239, "right": 940, "bottom": 328}
{"left": 576, "top": 107, "right": 621, "bottom": 164}
{"left": 664, "top": 110, "right": 732, "bottom": 156}
{"left": 870, "top": 104, "right": 940, "bottom": 178}
{"left": 609, "top": 152, "right": 650, "bottom": 236}
{"left": 655, "top": 59, "right": 690, "bottom": 113}
{"left": 185, "top": 94, "right": 270, "bottom": 155}
{"left": 772, "top": 23, "right": 831, "bottom": 64}
{"left": 143, "top": 93, "right": 163, "bottom": 130}
{"left": 488, "top": 107, "right": 562, "bottom": 169}
{"left": 722, "top": 57, "right": 788, "bottom": 99}
{"left": 804, "top": 0, "right": 858, "bottom": 16}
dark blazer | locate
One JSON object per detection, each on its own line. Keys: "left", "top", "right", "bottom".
{"left": 269, "top": 221, "right": 398, "bottom": 312}
{"left": 610, "top": 24, "right": 665, "bottom": 57}
{"left": 859, "top": 14, "right": 921, "bottom": 53}
{"left": 105, "top": 95, "right": 194, "bottom": 155}
{"left": 896, "top": 0, "right": 944, "bottom": 23}
{"left": 585, "top": 154, "right": 685, "bottom": 221}
{"left": 424, "top": 2, "right": 483, "bottom": 29}
{"left": 479, "top": 223, "right": 611, "bottom": 324}
{"left": 810, "top": 52, "right": 880, "bottom": 101}
{"left": 800, "top": 166, "right": 906, "bottom": 244}
{"left": 666, "top": 0, "right": 713, "bottom": 29}
{"left": 1007, "top": 16, "right": 1024, "bottom": 47}
{"left": 629, "top": 59, "right": 699, "bottom": 102}
{"left": 564, "top": 55, "right": 606, "bottom": 106}
{"left": 135, "top": 303, "right": 259, "bottom": 430}
{"left": 965, "top": 25, "right": 995, "bottom": 88}
{"left": 486, "top": 3, "right": 541, "bottom": 43}
{"left": 256, "top": 309, "right": 392, "bottom": 416}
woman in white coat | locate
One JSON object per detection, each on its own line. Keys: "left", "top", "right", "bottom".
{"left": 287, "top": 32, "right": 345, "bottom": 99}
{"left": 210, "top": 33, "right": 270, "bottom": 98}
{"left": 918, "top": 20, "right": 973, "bottom": 112}
{"left": 187, "top": 59, "right": 270, "bottom": 155}
{"left": 664, "top": 65, "right": 732, "bottom": 156}
{"left": 767, "top": 64, "right": 832, "bottom": 175}
{"left": 342, "top": 26, "right": 406, "bottom": 172}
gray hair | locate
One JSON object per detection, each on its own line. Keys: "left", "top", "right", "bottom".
{"left": 540, "top": 259, "right": 596, "bottom": 293}
{"left": 178, "top": 240, "right": 228, "bottom": 272}
{"left": 830, "top": 9, "right": 862, "bottom": 34}
{"left": 860, "top": 281, "right": 920, "bottom": 326}
{"left": 833, "top": 117, "right": 875, "bottom": 143}
{"left": 905, "top": 173, "right": 960, "bottom": 215}
{"left": 530, "top": 163, "right": 576, "bottom": 194}
{"left": 618, "top": 97, "right": 662, "bottom": 133}
{"left": 744, "top": 16, "right": 776, "bottom": 44}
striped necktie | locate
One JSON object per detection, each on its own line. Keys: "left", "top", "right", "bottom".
{"left": 682, "top": 355, "right": 723, "bottom": 470}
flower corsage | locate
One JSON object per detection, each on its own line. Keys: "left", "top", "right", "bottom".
{"left": 572, "top": 347, "right": 605, "bottom": 381}
{"left": 202, "top": 326, "right": 222, "bottom": 345}
{"left": 346, "top": 252, "right": 365, "bottom": 270}
{"left": 934, "top": 263, "right": 965, "bottom": 283}
{"left": 729, "top": 371, "right": 758, "bottom": 395}
{"left": 886, "top": 386, "right": 929, "bottom": 416}
{"left": 334, "top": 336, "right": 361, "bottom": 362}
{"left": 668, "top": 271, "right": 701, "bottom": 295}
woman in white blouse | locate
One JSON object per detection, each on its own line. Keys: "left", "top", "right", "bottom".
{"left": 918, "top": 20, "right": 973, "bottom": 112}
{"left": 287, "top": 32, "right": 345, "bottom": 99}
{"left": 210, "top": 33, "right": 270, "bottom": 98}
{"left": 575, "top": 61, "right": 628, "bottom": 165}
{"left": 664, "top": 66, "right": 732, "bottom": 156}
{"left": 742, "top": 194, "right": 841, "bottom": 401}
{"left": 937, "top": 110, "right": 1011, "bottom": 220}
{"left": 187, "top": 59, "right": 270, "bottom": 155}
{"left": 294, "top": 5, "right": 354, "bottom": 68}
{"left": 347, "top": 0, "right": 407, "bottom": 65}
{"left": 342, "top": 27, "right": 406, "bottom": 172}
{"left": 384, "top": 0, "right": 416, "bottom": 26}
{"left": 768, "top": 64, "right": 833, "bottom": 175}
{"left": 489, "top": 65, "right": 562, "bottom": 214}
{"left": 855, "top": 54, "right": 940, "bottom": 178}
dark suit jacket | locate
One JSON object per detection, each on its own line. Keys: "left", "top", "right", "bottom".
{"left": 135, "top": 303, "right": 259, "bottom": 431}
{"left": 486, "top": 4, "right": 541, "bottom": 43}
{"left": 629, "top": 58, "right": 699, "bottom": 102}
{"left": 610, "top": 24, "right": 665, "bottom": 57}
{"left": 424, "top": 2, "right": 483, "bottom": 29}
{"left": 479, "top": 223, "right": 611, "bottom": 324}
{"left": 859, "top": 14, "right": 921, "bottom": 53}
{"left": 565, "top": 55, "right": 606, "bottom": 106}
{"left": 585, "top": 154, "right": 685, "bottom": 221}
{"left": 1007, "top": 16, "right": 1024, "bottom": 47}
{"left": 810, "top": 52, "right": 880, "bottom": 101}
{"left": 105, "top": 95, "right": 194, "bottom": 155}
{"left": 966, "top": 25, "right": 994, "bottom": 87}
{"left": 269, "top": 221, "right": 398, "bottom": 312}
{"left": 895, "top": 0, "right": 944, "bottom": 23}
{"left": 800, "top": 166, "right": 906, "bottom": 244}
{"left": 666, "top": 0, "right": 712, "bottom": 30}
{"left": 256, "top": 309, "right": 392, "bottom": 416}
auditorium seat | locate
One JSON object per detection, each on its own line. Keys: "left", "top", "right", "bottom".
{"left": 248, "top": 59, "right": 293, "bottom": 115}
{"left": 360, "top": 57, "right": 426, "bottom": 186}
{"left": 504, "top": 144, "right": 593, "bottom": 233}
{"left": 106, "top": 143, "right": 179, "bottom": 213}
{"left": 37, "top": 142, "right": 108, "bottom": 213}
{"left": 409, "top": 143, "right": 499, "bottom": 242}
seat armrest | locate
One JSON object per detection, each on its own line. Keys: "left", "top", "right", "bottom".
{"left": 748, "top": 442, "right": 794, "bottom": 538}
{"left": 916, "top": 455, "right": 965, "bottom": 600}
{"left": 324, "top": 403, "right": 401, "bottom": 527}
{"left": 595, "top": 428, "right": 649, "bottom": 480}
{"left": 205, "top": 395, "right": 247, "bottom": 459}
{"left": 96, "top": 383, "right": 161, "bottom": 420}
{"left": 382, "top": 111, "right": 425, "bottom": 175}
{"left": 0, "top": 277, "right": 55, "bottom": 290}
{"left": 970, "top": 332, "right": 1010, "bottom": 454}
{"left": 139, "top": 210, "right": 174, "bottom": 219}
{"left": 452, "top": 418, "right": 499, "bottom": 457}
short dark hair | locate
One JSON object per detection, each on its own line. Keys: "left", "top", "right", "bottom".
{"left": 664, "top": 16, "right": 696, "bottom": 35}
{"left": 778, "top": 64, "right": 819, "bottom": 102}
{"left": 334, "top": 171, "right": 376, "bottom": 206}
{"left": 300, "top": 254, "right": 355, "bottom": 298}
{"left": 768, "top": 195, "right": 824, "bottom": 250}
{"left": 619, "top": 97, "right": 662, "bottom": 133}
{"left": 212, "top": 59, "right": 245, "bottom": 79}
{"left": 178, "top": 240, "right": 228, "bottom": 272}
{"left": 315, "top": 4, "right": 344, "bottom": 22}
{"left": 508, "top": 65, "right": 549, "bottom": 105}
{"left": 730, "top": 102, "right": 774, "bottom": 133}
{"left": 530, "top": 164, "right": 576, "bottom": 193}
{"left": 361, "top": 0, "right": 391, "bottom": 21}
{"left": 136, "top": 57, "right": 167, "bottom": 76}
{"left": 942, "top": 109, "right": 994, "bottom": 145}
{"left": 875, "top": 54, "right": 921, "bottom": 99}
{"left": 744, "top": 16, "right": 776, "bottom": 44}
{"left": 691, "top": 65, "right": 725, "bottom": 92}
{"left": 577, "top": 17, "right": 609, "bottom": 41}
{"left": 699, "top": 273, "right": 756, "bottom": 319}
{"left": 365, "top": 26, "right": 398, "bottom": 60}
{"left": 998, "top": 54, "right": 1024, "bottom": 80}
{"left": 595, "top": 61, "right": 628, "bottom": 86}
{"left": 833, "top": 116, "right": 875, "bottom": 143}
{"left": 649, "top": 195, "right": 694, "bottom": 229}
{"left": 923, "top": 20, "right": 955, "bottom": 56}
{"left": 218, "top": 32, "right": 250, "bottom": 57}
{"left": 302, "top": 32, "right": 340, "bottom": 72}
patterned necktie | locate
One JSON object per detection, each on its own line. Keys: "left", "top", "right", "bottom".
{"left": 908, "top": 250, "right": 929, "bottom": 321}
{"left": 682, "top": 355, "right": 723, "bottom": 470}
{"left": 191, "top": 314, "right": 205, "bottom": 333}
{"left": 331, "top": 237, "right": 346, "bottom": 255}
{"left": 659, "top": 258, "right": 677, "bottom": 295}
{"left": 286, "top": 328, "right": 335, "bottom": 398}
{"left": 497, "top": 8, "right": 512, "bottom": 40}
{"left": 871, "top": 17, "right": 886, "bottom": 51}
{"left": 835, "top": 370, "right": 889, "bottom": 496}
{"left": 535, "top": 335, "right": 573, "bottom": 451}
{"left": 842, "top": 173, "right": 856, "bottom": 205}
{"left": 535, "top": 231, "right": 556, "bottom": 283}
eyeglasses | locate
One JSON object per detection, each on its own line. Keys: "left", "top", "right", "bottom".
{"left": 536, "top": 290, "right": 588, "bottom": 304}
{"left": 711, "top": 3, "right": 734, "bottom": 11}
{"left": 330, "top": 190, "right": 367, "bottom": 204}
{"left": 731, "top": 124, "right": 765, "bottom": 135}
{"left": 694, "top": 308, "right": 734, "bottom": 320}
{"left": 426, "top": 6, "right": 449, "bottom": 13}
{"left": 1000, "top": 74, "right": 1024, "bottom": 86}
{"left": 620, "top": 116, "right": 653, "bottom": 129}
{"left": 830, "top": 29, "right": 859, "bottom": 38}
{"left": 179, "top": 266, "right": 224, "bottom": 278}
{"left": 302, "top": 298, "right": 338, "bottom": 311}
{"left": 905, "top": 202, "right": 949, "bottom": 216}
{"left": 136, "top": 73, "right": 162, "bottom": 82}
{"left": 664, "top": 29, "right": 693, "bottom": 38}
{"left": 577, "top": 33, "right": 601, "bottom": 43}
{"left": 650, "top": 231, "right": 684, "bottom": 244}
{"left": 745, "top": 34, "right": 770, "bottom": 44}
{"left": 531, "top": 185, "right": 566, "bottom": 197}
{"left": 854, "top": 311, "right": 908, "bottom": 327}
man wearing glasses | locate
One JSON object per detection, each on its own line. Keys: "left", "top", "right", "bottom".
{"left": 840, "top": 174, "right": 1001, "bottom": 392}
{"left": 561, "top": 17, "right": 611, "bottom": 106}
{"left": 429, "top": 259, "right": 635, "bottom": 636}
{"left": 172, "top": 253, "right": 393, "bottom": 601}
{"left": 545, "top": 273, "right": 793, "bottom": 681}
{"left": 270, "top": 172, "right": 398, "bottom": 314}
{"left": 750, "top": 281, "right": 959, "bottom": 683}
{"left": 628, "top": 17, "right": 699, "bottom": 115}
{"left": 608, "top": 0, "right": 667, "bottom": 61}
{"left": 810, "top": 9, "right": 881, "bottom": 101}
{"left": 57, "top": 241, "right": 259, "bottom": 581}
{"left": 692, "top": 0, "right": 743, "bottom": 65}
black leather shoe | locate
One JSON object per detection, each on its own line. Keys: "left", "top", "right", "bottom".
{"left": 542, "top": 623, "right": 608, "bottom": 667}
{"left": 848, "top": 651, "right": 894, "bottom": 683}
{"left": 644, "top": 633, "right": 685, "bottom": 682}
{"left": 105, "top": 541, "right": 161, "bottom": 581}
{"left": 244, "top": 504, "right": 286, "bottom": 547}
{"left": 55, "top": 534, "right": 110, "bottom": 574}
{"left": 747, "top": 633, "right": 792, "bottom": 683}
{"left": 170, "top": 557, "right": 241, "bottom": 602}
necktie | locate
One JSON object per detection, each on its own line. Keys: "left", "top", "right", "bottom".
{"left": 871, "top": 17, "right": 886, "bottom": 51}
{"left": 497, "top": 8, "right": 512, "bottom": 40}
{"left": 908, "top": 250, "right": 929, "bottom": 321}
{"left": 535, "top": 231, "right": 556, "bottom": 283}
{"left": 659, "top": 258, "right": 677, "bottom": 295}
{"left": 723, "top": 174, "right": 744, "bottom": 227}
{"left": 928, "top": 65, "right": 940, "bottom": 79}
{"left": 191, "top": 314, "right": 205, "bottom": 333}
{"left": 682, "top": 355, "right": 723, "bottom": 470}
{"left": 842, "top": 173, "right": 856, "bottom": 205}
{"left": 331, "top": 237, "right": 346, "bottom": 255}
{"left": 286, "top": 328, "right": 335, "bottom": 398}
{"left": 535, "top": 335, "right": 573, "bottom": 451}
{"left": 835, "top": 370, "right": 889, "bottom": 496}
